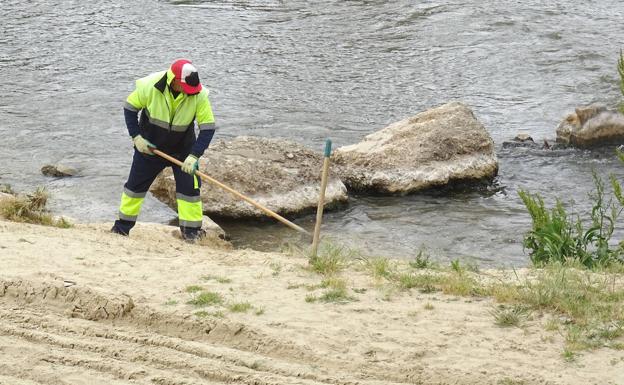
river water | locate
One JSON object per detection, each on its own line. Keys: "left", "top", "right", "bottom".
{"left": 1, "top": 0, "right": 624, "bottom": 266}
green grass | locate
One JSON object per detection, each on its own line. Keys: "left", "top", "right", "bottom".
{"left": 394, "top": 272, "right": 440, "bottom": 292}
{"left": 544, "top": 318, "right": 560, "bottom": 332}
{"left": 201, "top": 275, "right": 232, "bottom": 284}
{"left": 185, "top": 285, "right": 203, "bottom": 293}
{"left": 375, "top": 258, "right": 624, "bottom": 355}
{"left": 487, "top": 261, "right": 624, "bottom": 353}
{"left": 0, "top": 187, "right": 72, "bottom": 228}
{"left": 269, "top": 261, "right": 282, "bottom": 277}
{"left": 409, "top": 249, "right": 435, "bottom": 269}
{"left": 187, "top": 291, "right": 223, "bottom": 306}
{"left": 562, "top": 349, "right": 577, "bottom": 362}
{"left": 320, "top": 276, "right": 347, "bottom": 290}
{"left": 319, "top": 288, "right": 354, "bottom": 303}
{"left": 363, "top": 257, "right": 394, "bottom": 280}
{"left": 195, "top": 310, "right": 224, "bottom": 318}
{"left": 391, "top": 270, "right": 483, "bottom": 297}
{"left": 228, "top": 302, "right": 252, "bottom": 313}
{"left": 305, "top": 294, "right": 317, "bottom": 303}
{"left": 489, "top": 304, "right": 531, "bottom": 327}
{"left": 308, "top": 242, "right": 353, "bottom": 276}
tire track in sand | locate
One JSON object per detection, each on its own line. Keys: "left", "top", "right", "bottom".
{"left": 0, "top": 279, "right": 412, "bottom": 385}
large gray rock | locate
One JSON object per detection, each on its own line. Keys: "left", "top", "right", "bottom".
{"left": 333, "top": 102, "right": 498, "bottom": 194}
{"left": 150, "top": 136, "right": 348, "bottom": 218}
{"left": 556, "top": 104, "right": 624, "bottom": 148}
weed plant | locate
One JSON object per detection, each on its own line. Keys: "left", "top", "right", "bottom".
{"left": 0, "top": 187, "right": 72, "bottom": 228}
{"left": 308, "top": 241, "right": 352, "bottom": 276}
{"left": 519, "top": 169, "right": 624, "bottom": 268}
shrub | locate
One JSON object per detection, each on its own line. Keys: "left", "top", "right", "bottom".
{"left": 519, "top": 170, "right": 623, "bottom": 268}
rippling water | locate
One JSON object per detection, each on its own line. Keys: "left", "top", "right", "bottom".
{"left": 1, "top": 0, "right": 624, "bottom": 265}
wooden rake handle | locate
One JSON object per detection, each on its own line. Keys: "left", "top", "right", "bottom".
{"left": 152, "top": 149, "right": 311, "bottom": 236}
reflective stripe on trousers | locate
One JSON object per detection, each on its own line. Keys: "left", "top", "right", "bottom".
{"left": 114, "top": 150, "right": 202, "bottom": 233}
{"left": 118, "top": 192, "right": 144, "bottom": 221}
{"left": 176, "top": 180, "right": 202, "bottom": 228}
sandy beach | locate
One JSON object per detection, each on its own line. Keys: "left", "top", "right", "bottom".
{"left": 0, "top": 219, "right": 622, "bottom": 385}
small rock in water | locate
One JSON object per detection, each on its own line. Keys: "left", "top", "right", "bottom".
{"left": 41, "top": 164, "right": 77, "bottom": 177}
{"left": 514, "top": 133, "right": 534, "bottom": 143}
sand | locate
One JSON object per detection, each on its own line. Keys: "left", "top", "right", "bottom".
{"left": 0, "top": 219, "right": 622, "bottom": 385}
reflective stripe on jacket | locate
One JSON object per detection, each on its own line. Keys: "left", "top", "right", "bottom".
{"left": 125, "top": 70, "right": 215, "bottom": 154}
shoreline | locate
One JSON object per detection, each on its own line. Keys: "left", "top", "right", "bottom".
{"left": 0, "top": 219, "right": 623, "bottom": 385}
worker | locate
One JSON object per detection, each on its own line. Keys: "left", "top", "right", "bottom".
{"left": 111, "top": 59, "right": 216, "bottom": 241}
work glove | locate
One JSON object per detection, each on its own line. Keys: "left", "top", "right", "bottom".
{"left": 182, "top": 155, "right": 199, "bottom": 175}
{"left": 133, "top": 135, "right": 156, "bottom": 155}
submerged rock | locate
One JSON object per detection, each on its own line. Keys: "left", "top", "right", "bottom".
{"left": 41, "top": 164, "right": 77, "bottom": 177}
{"left": 333, "top": 102, "right": 498, "bottom": 194}
{"left": 151, "top": 136, "right": 348, "bottom": 218}
{"left": 556, "top": 104, "right": 624, "bottom": 148}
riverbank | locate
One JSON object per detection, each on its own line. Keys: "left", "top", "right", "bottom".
{"left": 0, "top": 219, "right": 622, "bottom": 385}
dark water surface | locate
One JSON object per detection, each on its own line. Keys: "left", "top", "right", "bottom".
{"left": 1, "top": 0, "right": 624, "bottom": 265}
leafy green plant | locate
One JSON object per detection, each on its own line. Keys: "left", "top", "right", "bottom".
{"left": 409, "top": 248, "right": 433, "bottom": 269}
{"left": 450, "top": 259, "right": 463, "bottom": 274}
{"left": 519, "top": 169, "right": 624, "bottom": 268}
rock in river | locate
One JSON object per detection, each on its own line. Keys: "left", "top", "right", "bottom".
{"left": 556, "top": 104, "right": 624, "bottom": 148}
{"left": 41, "top": 164, "right": 77, "bottom": 177}
{"left": 150, "top": 136, "right": 348, "bottom": 218}
{"left": 333, "top": 102, "right": 498, "bottom": 194}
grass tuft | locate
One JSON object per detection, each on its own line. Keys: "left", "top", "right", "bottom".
{"left": 195, "top": 310, "right": 224, "bottom": 318}
{"left": 308, "top": 242, "right": 353, "bottom": 276}
{"left": 187, "top": 291, "right": 223, "bottom": 306}
{"left": 201, "top": 275, "right": 232, "bottom": 284}
{"left": 363, "top": 257, "right": 394, "bottom": 280}
{"left": 319, "top": 287, "right": 354, "bottom": 303}
{"left": 228, "top": 302, "right": 252, "bottom": 313}
{"left": 185, "top": 285, "right": 203, "bottom": 293}
{"left": 409, "top": 249, "right": 434, "bottom": 269}
{"left": 0, "top": 187, "right": 72, "bottom": 228}
{"left": 490, "top": 304, "right": 531, "bottom": 327}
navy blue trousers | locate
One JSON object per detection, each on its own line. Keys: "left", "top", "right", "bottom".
{"left": 112, "top": 150, "right": 202, "bottom": 238}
